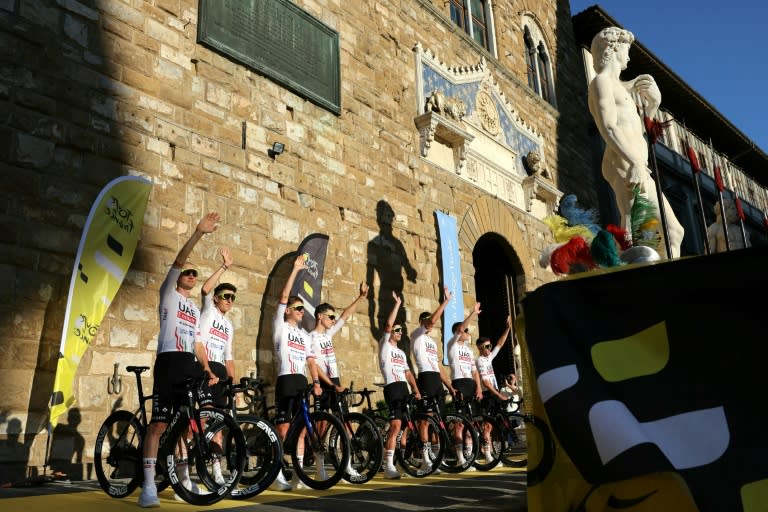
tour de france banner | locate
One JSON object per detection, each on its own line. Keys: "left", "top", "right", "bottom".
{"left": 436, "top": 211, "right": 464, "bottom": 363}
{"left": 289, "top": 233, "right": 329, "bottom": 331}
{"left": 49, "top": 176, "right": 152, "bottom": 428}
{"left": 518, "top": 246, "right": 768, "bottom": 512}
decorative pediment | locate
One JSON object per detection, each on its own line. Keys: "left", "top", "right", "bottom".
{"left": 414, "top": 41, "right": 543, "bottom": 160}
{"left": 415, "top": 93, "right": 475, "bottom": 174}
{"left": 413, "top": 42, "right": 562, "bottom": 214}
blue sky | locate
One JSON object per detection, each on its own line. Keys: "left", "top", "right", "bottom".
{"left": 569, "top": 1, "right": 767, "bottom": 153}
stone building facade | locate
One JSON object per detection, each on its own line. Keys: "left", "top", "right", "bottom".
{"left": 0, "top": 0, "right": 595, "bottom": 478}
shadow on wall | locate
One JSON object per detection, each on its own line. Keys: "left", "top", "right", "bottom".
{"left": 0, "top": 407, "right": 88, "bottom": 485}
{"left": 0, "top": 416, "right": 34, "bottom": 485}
{"left": 1, "top": 1, "right": 128, "bottom": 477}
{"left": 48, "top": 407, "right": 86, "bottom": 481}
{"left": 366, "top": 200, "right": 417, "bottom": 354}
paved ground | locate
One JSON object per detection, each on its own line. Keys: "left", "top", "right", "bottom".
{"left": 0, "top": 466, "right": 527, "bottom": 511}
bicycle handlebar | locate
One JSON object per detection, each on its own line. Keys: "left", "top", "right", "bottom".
{"left": 337, "top": 387, "right": 377, "bottom": 408}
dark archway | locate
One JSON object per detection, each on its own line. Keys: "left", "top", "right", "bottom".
{"left": 472, "top": 233, "right": 524, "bottom": 379}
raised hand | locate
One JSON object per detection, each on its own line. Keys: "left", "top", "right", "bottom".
{"left": 293, "top": 253, "right": 308, "bottom": 272}
{"left": 197, "top": 212, "right": 220, "bottom": 234}
{"left": 220, "top": 247, "right": 233, "bottom": 267}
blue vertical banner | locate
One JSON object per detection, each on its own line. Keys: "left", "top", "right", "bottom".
{"left": 436, "top": 211, "right": 464, "bottom": 364}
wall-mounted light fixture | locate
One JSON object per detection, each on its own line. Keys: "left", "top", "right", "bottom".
{"left": 268, "top": 141, "right": 285, "bottom": 159}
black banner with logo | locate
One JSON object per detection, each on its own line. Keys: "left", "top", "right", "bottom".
{"left": 290, "top": 233, "right": 329, "bottom": 331}
{"left": 521, "top": 247, "right": 768, "bottom": 512}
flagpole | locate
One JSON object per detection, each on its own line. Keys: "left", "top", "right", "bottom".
{"left": 710, "top": 140, "right": 731, "bottom": 252}
{"left": 734, "top": 196, "right": 749, "bottom": 248}
{"left": 642, "top": 106, "right": 672, "bottom": 259}
{"left": 726, "top": 167, "right": 749, "bottom": 248}
{"left": 681, "top": 122, "right": 710, "bottom": 255}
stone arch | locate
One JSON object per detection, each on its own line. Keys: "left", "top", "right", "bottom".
{"left": 457, "top": 195, "right": 533, "bottom": 290}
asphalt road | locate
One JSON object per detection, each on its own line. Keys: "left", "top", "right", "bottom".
{"left": 0, "top": 466, "right": 526, "bottom": 511}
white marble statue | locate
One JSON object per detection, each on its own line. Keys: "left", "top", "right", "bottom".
{"left": 707, "top": 199, "right": 750, "bottom": 253}
{"left": 588, "top": 27, "right": 684, "bottom": 258}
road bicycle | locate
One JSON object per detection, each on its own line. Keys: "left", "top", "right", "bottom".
{"left": 495, "top": 397, "right": 532, "bottom": 468}
{"left": 429, "top": 391, "right": 479, "bottom": 474}
{"left": 278, "top": 384, "right": 352, "bottom": 490}
{"left": 93, "top": 365, "right": 246, "bottom": 505}
{"left": 449, "top": 391, "right": 505, "bottom": 471}
{"left": 391, "top": 393, "right": 448, "bottom": 477}
{"left": 475, "top": 394, "right": 556, "bottom": 477}
{"left": 324, "top": 387, "right": 384, "bottom": 484}
{"left": 223, "top": 376, "right": 283, "bottom": 500}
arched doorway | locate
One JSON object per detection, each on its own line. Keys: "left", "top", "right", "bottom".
{"left": 472, "top": 233, "right": 524, "bottom": 379}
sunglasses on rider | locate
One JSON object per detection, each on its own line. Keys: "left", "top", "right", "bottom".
{"left": 180, "top": 268, "right": 198, "bottom": 277}
{"left": 216, "top": 293, "right": 236, "bottom": 302}
{"left": 481, "top": 343, "right": 492, "bottom": 349}
{"left": 323, "top": 314, "right": 337, "bottom": 321}
{"left": 289, "top": 304, "right": 305, "bottom": 312}
{"left": 392, "top": 327, "right": 403, "bottom": 333}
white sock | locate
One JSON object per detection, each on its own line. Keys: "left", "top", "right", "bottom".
{"left": 176, "top": 459, "right": 192, "bottom": 487}
{"left": 143, "top": 458, "right": 157, "bottom": 489}
{"left": 385, "top": 449, "right": 395, "bottom": 467}
{"left": 422, "top": 442, "right": 431, "bottom": 461}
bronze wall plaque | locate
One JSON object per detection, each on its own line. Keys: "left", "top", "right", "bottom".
{"left": 198, "top": 0, "right": 341, "bottom": 114}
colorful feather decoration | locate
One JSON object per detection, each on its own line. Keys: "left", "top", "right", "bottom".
{"left": 543, "top": 214, "right": 596, "bottom": 243}
{"left": 590, "top": 229, "right": 623, "bottom": 268}
{"left": 605, "top": 223, "right": 632, "bottom": 251}
{"left": 550, "top": 236, "right": 595, "bottom": 275}
{"left": 630, "top": 188, "right": 661, "bottom": 250}
{"left": 558, "top": 194, "right": 601, "bottom": 234}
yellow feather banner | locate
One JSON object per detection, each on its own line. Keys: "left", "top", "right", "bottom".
{"left": 49, "top": 176, "right": 152, "bottom": 428}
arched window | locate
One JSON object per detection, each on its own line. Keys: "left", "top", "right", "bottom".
{"left": 449, "top": 0, "right": 496, "bottom": 56}
{"left": 525, "top": 28, "right": 538, "bottom": 93}
{"left": 537, "top": 42, "right": 551, "bottom": 103}
{"left": 522, "top": 20, "right": 555, "bottom": 106}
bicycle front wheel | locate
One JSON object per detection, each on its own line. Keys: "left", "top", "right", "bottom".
{"left": 440, "top": 413, "right": 479, "bottom": 473}
{"left": 291, "top": 410, "right": 350, "bottom": 490}
{"left": 499, "top": 414, "right": 527, "bottom": 468}
{"left": 395, "top": 413, "right": 447, "bottom": 477}
{"left": 163, "top": 408, "right": 246, "bottom": 506}
{"left": 94, "top": 410, "right": 143, "bottom": 498}
{"left": 331, "top": 412, "right": 383, "bottom": 484}
{"left": 229, "top": 415, "right": 283, "bottom": 500}
{"left": 473, "top": 414, "right": 502, "bottom": 471}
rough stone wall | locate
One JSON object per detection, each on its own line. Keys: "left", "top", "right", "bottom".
{"left": 0, "top": 0, "right": 593, "bottom": 476}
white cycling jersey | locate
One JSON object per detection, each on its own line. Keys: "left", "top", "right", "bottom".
{"left": 476, "top": 345, "right": 501, "bottom": 391}
{"left": 196, "top": 293, "right": 233, "bottom": 364}
{"left": 410, "top": 325, "right": 439, "bottom": 373}
{"left": 378, "top": 332, "right": 410, "bottom": 385}
{"left": 157, "top": 267, "right": 199, "bottom": 354}
{"left": 273, "top": 303, "right": 314, "bottom": 377}
{"left": 308, "top": 318, "right": 345, "bottom": 379}
{"left": 447, "top": 335, "right": 475, "bottom": 380}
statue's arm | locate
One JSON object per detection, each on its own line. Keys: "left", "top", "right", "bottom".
{"left": 589, "top": 75, "right": 648, "bottom": 186}
{"left": 626, "top": 74, "right": 661, "bottom": 118}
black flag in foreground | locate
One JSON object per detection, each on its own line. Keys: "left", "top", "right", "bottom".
{"left": 520, "top": 247, "right": 768, "bottom": 512}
